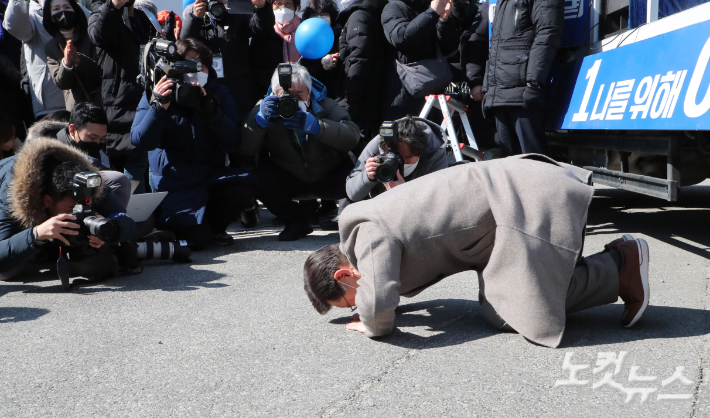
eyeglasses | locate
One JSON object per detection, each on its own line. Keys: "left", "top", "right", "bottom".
{"left": 340, "top": 281, "right": 357, "bottom": 312}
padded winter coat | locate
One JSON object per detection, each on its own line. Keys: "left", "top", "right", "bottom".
{"left": 463, "top": 0, "right": 564, "bottom": 108}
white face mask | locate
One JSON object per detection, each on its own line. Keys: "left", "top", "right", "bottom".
{"left": 274, "top": 7, "right": 295, "bottom": 24}
{"left": 403, "top": 159, "right": 419, "bottom": 177}
{"left": 318, "top": 15, "right": 331, "bottom": 25}
{"left": 184, "top": 71, "right": 209, "bottom": 87}
{"left": 298, "top": 100, "right": 309, "bottom": 112}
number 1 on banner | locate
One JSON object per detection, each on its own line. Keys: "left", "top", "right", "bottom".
{"left": 572, "top": 59, "right": 602, "bottom": 122}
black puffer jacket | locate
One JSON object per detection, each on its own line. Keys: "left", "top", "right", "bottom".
{"left": 248, "top": 1, "right": 286, "bottom": 95}
{"left": 180, "top": 4, "right": 272, "bottom": 117}
{"left": 464, "top": 0, "right": 563, "bottom": 109}
{"left": 334, "top": 0, "right": 387, "bottom": 134}
{"left": 380, "top": 0, "right": 458, "bottom": 120}
{"left": 88, "top": 0, "right": 149, "bottom": 156}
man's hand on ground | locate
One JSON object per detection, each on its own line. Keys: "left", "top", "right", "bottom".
{"left": 35, "top": 214, "right": 80, "bottom": 246}
{"left": 346, "top": 314, "right": 367, "bottom": 334}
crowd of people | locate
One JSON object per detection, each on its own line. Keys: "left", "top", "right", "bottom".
{"left": 0, "top": 0, "right": 566, "bottom": 283}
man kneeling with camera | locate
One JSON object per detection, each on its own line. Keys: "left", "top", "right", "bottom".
{"left": 240, "top": 63, "right": 360, "bottom": 241}
{"left": 132, "top": 38, "right": 256, "bottom": 250}
{"left": 347, "top": 117, "right": 448, "bottom": 201}
{"left": 0, "top": 138, "right": 136, "bottom": 289}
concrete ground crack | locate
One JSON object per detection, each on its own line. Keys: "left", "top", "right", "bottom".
{"left": 319, "top": 312, "right": 470, "bottom": 417}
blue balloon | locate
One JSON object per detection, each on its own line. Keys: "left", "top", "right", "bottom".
{"left": 294, "top": 18, "right": 334, "bottom": 60}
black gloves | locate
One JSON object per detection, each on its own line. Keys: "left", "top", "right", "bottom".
{"left": 523, "top": 82, "right": 544, "bottom": 111}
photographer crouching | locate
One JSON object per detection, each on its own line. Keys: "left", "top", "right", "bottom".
{"left": 0, "top": 138, "right": 136, "bottom": 288}
{"left": 240, "top": 63, "right": 360, "bottom": 241}
{"left": 318, "top": 117, "right": 449, "bottom": 230}
{"left": 131, "top": 38, "right": 256, "bottom": 250}
{"left": 347, "top": 117, "right": 448, "bottom": 202}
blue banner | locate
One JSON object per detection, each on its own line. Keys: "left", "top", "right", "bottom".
{"left": 561, "top": 0, "right": 590, "bottom": 47}
{"left": 555, "top": 19, "right": 710, "bottom": 130}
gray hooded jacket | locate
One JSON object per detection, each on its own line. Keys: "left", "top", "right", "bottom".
{"left": 346, "top": 117, "right": 448, "bottom": 202}
{"left": 2, "top": 0, "right": 90, "bottom": 117}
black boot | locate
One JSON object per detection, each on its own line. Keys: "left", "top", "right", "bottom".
{"left": 279, "top": 218, "right": 313, "bottom": 241}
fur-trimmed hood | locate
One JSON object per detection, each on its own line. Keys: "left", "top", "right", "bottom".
{"left": 26, "top": 119, "right": 68, "bottom": 143}
{"left": 8, "top": 139, "right": 104, "bottom": 229}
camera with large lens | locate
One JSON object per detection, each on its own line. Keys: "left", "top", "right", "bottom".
{"left": 374, "top": 121, "right": 404, "bottom": 183}
{"left": 138, "top": 39, "right": 204, "bottom": 108}
{"left": 207, "top": 0, "right": 228, "bottom": 20}
{"left": 276, "top": 64, "right": 299, "bottom": 119}
{"left": 65, "top": 172, "right": 120, "bottom": 248}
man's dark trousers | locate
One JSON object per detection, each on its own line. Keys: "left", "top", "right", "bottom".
{"left": 256, "top": 161, "right": 355, "bottom": 223}
{"left": 493, "top": 106, "right": 547, "bottom": 156}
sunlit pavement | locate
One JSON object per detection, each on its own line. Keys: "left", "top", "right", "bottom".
{"left": 0, "top": 181, "right": 708, "bottom": 417}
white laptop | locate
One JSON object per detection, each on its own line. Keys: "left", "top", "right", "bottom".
{"left": 126, "top": 192, "right": 168, "bottom": 222}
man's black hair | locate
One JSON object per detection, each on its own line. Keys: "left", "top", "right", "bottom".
{"left": 379, "top": 116, "right": 428, "bottom": 156}
{"left": 176, "top": 37, "right": 213, "bottom": 68}
{"left": 302, "top": 0, "right": 338, "bottom": 24}
{"left": 69, "top": 102, "right": 108, "bottom": 131}
{"left": 42, "top": 159, "right": 84, "bottom": 201}
{"left": 43, "top": 110, "right": 72, "bottom": 123}
{"left": 304, "top": 243, "right": 347, "bottom": 314}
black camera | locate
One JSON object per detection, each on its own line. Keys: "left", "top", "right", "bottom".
{"left": 207, "top": 0, "right": 228, "bottom": 20}
{"left": 65, "top": 172, "right": 120, "bottom": 248}
{"left": 277, "top": 64, "right": 299, "bottom": 119}
{"left": 375, "top": 121, "right": 404, "bottom": 183}
{"left": 138, "top": 39, "right": 204, "bottom": 108}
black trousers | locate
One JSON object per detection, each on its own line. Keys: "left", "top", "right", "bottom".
{"left": 493, "top": 106, "right": 547, "bottom": 157}
{"left": 172, "top": 183, "right": 255, "bottom": 250}
{"left": 256, "top": 161, "right": 354, "bottom": 224}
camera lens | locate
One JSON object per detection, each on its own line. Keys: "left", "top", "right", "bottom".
{"left": 375, "top": 163, "right": 397, "bottom": 183}
{"left": 84, "top": 216, "right": 119, "bottom": 243}
{"left": 278, "top": 98, "right": 298, "bottom": 119}
{"left": 209, "top": 0, "right": 227, "bottom": 18}
{"left": 175, "top": 82, "right": 203, "bottom": 107}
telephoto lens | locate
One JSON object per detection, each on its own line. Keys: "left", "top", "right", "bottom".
{"left": 136, "top": 241, "right": 192, "bottom": 262}
{"left": 83, "top": 216, "right": 119, "bottom": 243}
{"left": 375, "top": 152, "right": 404, "bottom": 183}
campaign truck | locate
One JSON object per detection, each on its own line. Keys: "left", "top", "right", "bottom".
{"left": 547, "top": 0, "right": 710, "bottom": 201}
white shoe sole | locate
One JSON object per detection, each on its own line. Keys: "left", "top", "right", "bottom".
{"left": 625, "top": 238, "right": 650, "bottom": 327}
{"left": 622, "top": 234, "right": 634, "bottom": 241}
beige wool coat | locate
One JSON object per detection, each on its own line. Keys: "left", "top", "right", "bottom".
{"left": 339, "top": 154, "right": 595, "bottom": 348}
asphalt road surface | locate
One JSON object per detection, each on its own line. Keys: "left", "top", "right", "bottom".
{"left": 0, "top": 181, "right": 708, "bottom": 417}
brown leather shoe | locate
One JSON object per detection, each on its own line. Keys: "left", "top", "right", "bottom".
{"left": 605, "top": 238, "right": 650, "bottom": 327}
{"left": 604, "top": 234, "right": 634, "bottom": 249}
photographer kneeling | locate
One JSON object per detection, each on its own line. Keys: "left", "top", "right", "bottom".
{"left": 240, "top": 63, "right": 360, "bottom": 241}
{"left": 131, "top": 38, "right": 256, "bottom": 250}
{"left": 0, "top": 138, "right": 136, "bottom": 284}
{"left": 347, "top": 116, "right": 448, "bottom": 202}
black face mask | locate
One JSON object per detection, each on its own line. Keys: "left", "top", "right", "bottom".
{"left": 52, "top": 10, "right": 76, "bottom": 31}
{"left": 77, "top": 140, "right": 103, "bottom": 160}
